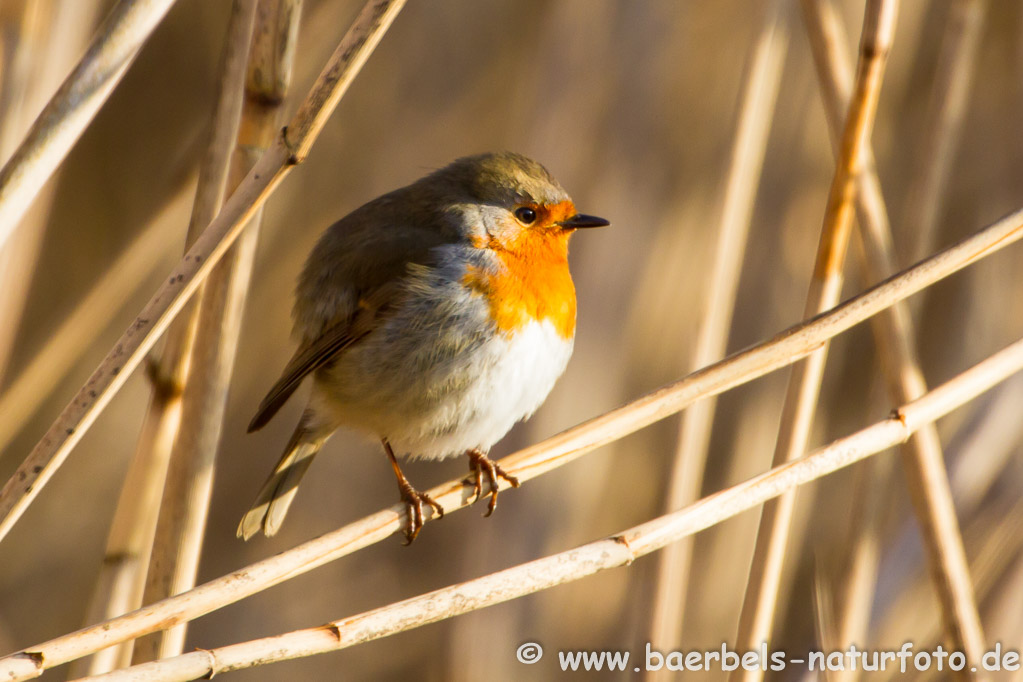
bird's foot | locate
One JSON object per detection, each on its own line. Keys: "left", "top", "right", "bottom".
{"left": 466, "top": 448, "right": 519, "bottom": 516}
{"left": 396, "top": 478, "right": 444, "bottom": 545}
{"left": 383, "top": 438, "right": 443, "bottom": 544}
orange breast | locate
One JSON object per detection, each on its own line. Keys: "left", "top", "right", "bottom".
{"left": 463, "top": 208, "right": 578, "bottom": 339}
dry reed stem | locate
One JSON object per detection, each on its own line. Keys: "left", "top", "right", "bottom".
{"left": 0, "top": 0, "right": 104, "bottom": 388}
{"left": 125, "top": 0, "right": 259, "bottom": 666}
{"left": 0, "top": 1, "right": 85, "bottom": 379}
{"left": 804, "top": 0, "right": 985, "bottom": 662}
{"left": 802, "top": 0, "right": 906, "bottom": 661}
{"left": 0, "top": 2, "right": 55, "bottom": 385}
{"left": 68, "top": 400, "right": 184, "bottom": 677}
{"left": 880, "top": 3, "right": 990, "bottom": 650}
{"left": 647, "top": 0, "right": 789, "bottom": 656}
{"left": 0, "top": 0, "right": 178, "bottom": 252}
{"left": 4, "top": 203, "right": 1023, "bottom": 681}
{"left": 0, "top": 0, "right": 407, "bottom": 543}
{"left": 68, "top": 2, "right": 258, "bottom": 675}
{"left": 0, "top": 180, "right": 192, "bottom": 460}
{"left": 132, "top": 0, "right": 301, "bottom": 662}
{"left": 732, "top": 2, "right": 898, "bottom": 674}
{"left": 900, "top": 0, "right": 986, "bottom": 266}
{"left": 70, "top": 335, "right": 1023, "bottom": 682}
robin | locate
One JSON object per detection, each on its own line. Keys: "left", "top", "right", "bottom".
{"left": 238, "top": 152, "right": 608, "bottom": 543}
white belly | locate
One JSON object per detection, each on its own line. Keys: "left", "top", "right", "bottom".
{"left": 316, "top": 318, "right": 574, "bottom": 459}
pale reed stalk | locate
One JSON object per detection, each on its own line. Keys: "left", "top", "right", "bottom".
{"left": 132, "top": 0, "right": 301, "bottom": 662}
{"left": 0, "top": 4, "right": 59, "bottom": 384}
{"left": 803, "top": 0, "right": 985, "bottom": 663}
{"left": 801, "top": 0, "right": 891, "bottom": 660}
{"left": 72, "top": 335, "right": 1023, "bottom": 682}
{"left": 0, "top": 0, "right": 408, "bottom": 543}
{"left": 70, "top": 1, "right": 259, "bottom": 675}
{"left": 0, "top": 0, "right": 178, "bottom": 252}
{"left": 0, "top": 0, "right": 104, "bottom": 387}
{"left": 731, "top": 4, "right": 898, "bottom": 680}
{"left": 647, "top": 0, "right": 789, "bottom": 662}
{"left": 3, "top": 203, "right": 1023, "bottom": 681}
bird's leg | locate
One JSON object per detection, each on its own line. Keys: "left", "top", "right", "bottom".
{"left": 382, "top": 438, "right": 443, "bottom": 544}
{"left": 465, "top": 448, "right": 520, "bottom": 516}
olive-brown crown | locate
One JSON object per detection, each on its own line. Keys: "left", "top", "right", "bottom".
{"left": 421, "top": 151, "right": 571, "bottom": 209}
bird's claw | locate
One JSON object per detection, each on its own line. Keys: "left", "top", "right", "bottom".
{"left": 397, "top": 480, "right": 444, "bottom": 544}
{"left": 466, "top": 449, "right": 519, "bottom": 516}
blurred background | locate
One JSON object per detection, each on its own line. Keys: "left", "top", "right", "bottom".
{"left": 1, "top": 0, "right": 1023, "bottom": 679}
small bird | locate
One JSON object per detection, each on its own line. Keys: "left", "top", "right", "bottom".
{"left": 238, "top": 152, "right": 608, "bottom": 543}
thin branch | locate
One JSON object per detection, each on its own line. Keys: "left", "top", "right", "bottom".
{"left": 71, "top": 1, "right": 260, "bottom": 675}
{"left": 803, "top": 0, "right": 985, "bottom": 660}
{"left": 648, "top": 0, "right": 789, "bottom": 654}
{"left": 0, "top": 0, "right": 408, "bottom": 544}
{"left": 732, "top": 2, "right": 898, "bottom": 673}
{"left": 128, "top": 0, "right": 258, "bottom": 665}
{"left": 133, "top": 0, "right": 301, "bottom": 662}
{"left": 72, "top": 334, "right": 1023, "bottom": 682}
{"left": 6, "top": 172, "right": 196, "bottom": 678}
{"left": 0, "top": 0, "right": 178, "bottom": 252}
{"left": 800, "top": 0, "right": 905, "bottom": 660}
{"left": 3, "top": 203, "right": 1023, "bottom": 681}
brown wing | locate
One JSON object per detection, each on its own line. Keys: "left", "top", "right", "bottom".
{"left": 249, "top": 190, "right": 459, "bottom": 433}
{"left": 247, "top": 285, "right": 399, "bottom": 433}
{"left": 247, "top": 323, "right": 362, "bottom": 432}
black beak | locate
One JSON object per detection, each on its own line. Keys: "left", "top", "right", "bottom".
{"left": 558, "top": 213, "right": 610, "bottom": 229}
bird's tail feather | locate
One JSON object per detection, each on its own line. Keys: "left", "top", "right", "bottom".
{"left": 238, "top": 412, "right": 330, "bottom": 540}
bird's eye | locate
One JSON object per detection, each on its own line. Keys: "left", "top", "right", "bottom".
{"left": 514, "top": 207, "right": 537, "bottom": 225}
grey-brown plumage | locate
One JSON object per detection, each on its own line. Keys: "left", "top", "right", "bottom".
{"left": 239, "top": 152, "right": 607, "bottom": 542}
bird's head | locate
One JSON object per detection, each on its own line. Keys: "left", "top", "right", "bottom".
{"left": 425, "top": 152, "right": 609, "bottom": 253}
